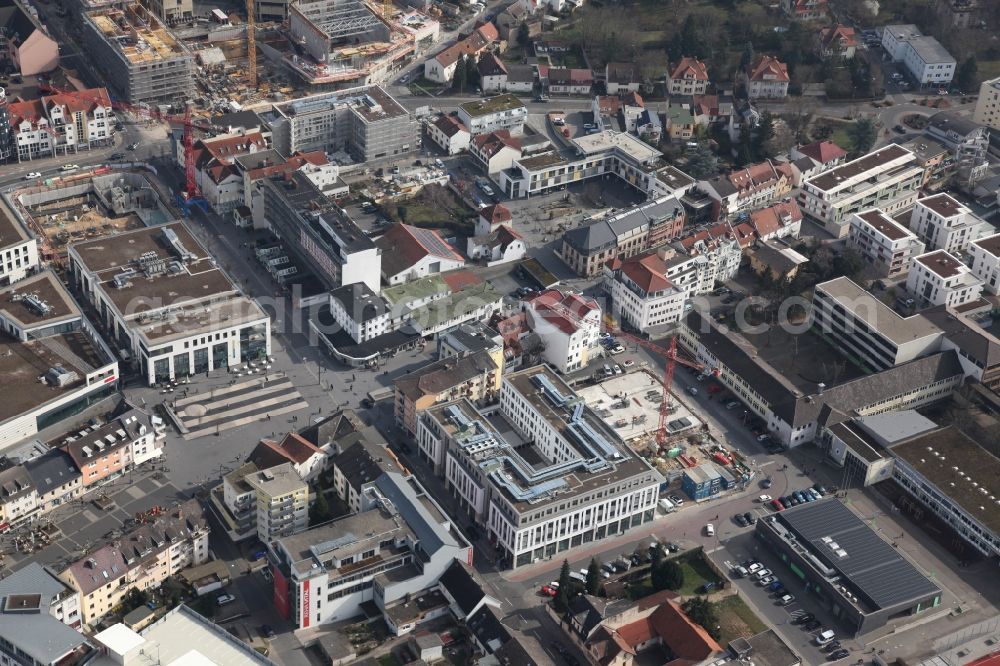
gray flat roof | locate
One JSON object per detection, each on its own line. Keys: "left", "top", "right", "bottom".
{"left": 815, "top": 277, "right": 942, "bottom": 345}
{"left": 906, "top": 36, "right": 955, "bottom": 65}
{"left": 772, "top": 499, "right": 940, "bottom": 611}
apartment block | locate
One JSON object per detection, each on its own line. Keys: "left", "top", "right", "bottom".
{"left": 667, "top": 57, "right": 710, "bottom": 96}
{"left": 270, "top": 85, "right": 418, "bottom": 163}
{"left": 973, "top": 76, "right": 1000, "bottom": 131}
{"left": 603, "top": 250, "right": 687, "bottom": 333}
{"left": 698, "top": 159, "right": 793, "bottom": 221}
{"left": 797, "top": 144, "right": 923, "bottom": 238}
{"left": 67, "top": 222, "right": 271, "bottom": 385}
{"left": 744, "top": 55, "right": 789, "bottom": 99}
{"left": 457, "top": 94, "right": 527, "bottom": 135}
{"left": 905, "top": 250, "right": 984, "bottom": 309}
{"left": 908, "top": 193, "right": 988, "bottom": 253}
{"left": 82, "top": 4, "right": 195, "bottom": 105}
{"left": 846, "top": 209, "right": 925, "bottom": 278}
{"left": 969, "top": 233, "right": 1000, "bottom": 294}
{"left": 244, "top": 462, "right": 309, "bottom": 543}
{"left": 0, "top": 198, "right": 39, "bottom": 285}
{"left": 416, "top": 367, "right": 662, "bottom": 570}
{"left": 523, "top": 289, "right": 602, "bottom": 374}
{"left": 8, "top": 87, "right": 114, "bottom": 162}
{"left": 881, "top": 25, "right": 955, "bottom": 87}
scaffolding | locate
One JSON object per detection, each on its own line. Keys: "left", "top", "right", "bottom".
{"left": 302, "top": 0, "right": 382, "bottom": 41}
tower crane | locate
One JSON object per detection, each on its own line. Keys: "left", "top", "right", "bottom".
{"left": 604, "top": 326, "right": 716, "bottom": 447}
{"left": 245, "top": 0, "right": 257, "bottom": 89}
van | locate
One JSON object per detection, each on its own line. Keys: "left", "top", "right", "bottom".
{"left": 658, "top": 498, "right": 675, "bottom": 512}
{"left": 815, "top": 630, "right": 836, "bottom": 646}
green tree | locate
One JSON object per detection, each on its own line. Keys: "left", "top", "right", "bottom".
{"left": 753, "top": 110, "right": 776, "bottom": 160}
{"left": 846, "top": 117, "right": 877, "bottom": 157}
{"left": 739, "top": 41, "right": 755, "bottom": 71}
{"left": 554, "top": 559, "right": 572, "bottom": 612}
{"left": 682, "top": 596, "right": 721, "bottom": 640}
{"left": 833, "top": 247, "right": 865, "bottom": 281}
{"left": 685, "top": 143, "right": 719, "bottom": 179}
{"left": 650, "top": 542, "right": 663, "bottom": 570}
{"left": 453, "top": 55, "right": 468, "bottom": 92}
{"left": 517, "top": 22, "right": 530, "bottom": 48}
{"left": 661, "top": 560, "right": 685, "bottom": 591}
{"left": 466, "top": 56, "right": 481, "bottom": 89}
{"left": 586, "top": 558, "right": 602, "bottom": 595}
{"left": 309, "top": 490, "right": 332, "bottom": 526}
{"left": 123, "top": 587, "right": 150, "bottom": 613}
{"left": 957, "top": 56, "right": 978, "bottom": 92}
{"left": 736, "top": 123, "right": 754, "bottom": 166}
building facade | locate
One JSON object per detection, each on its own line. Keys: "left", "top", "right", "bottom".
{"left": 905, "top": 250, "right": 984, "bottom": 308}
{"left": 458, "top": 94, "right": 527, "bottom": 135}
{"left": 908, "top": 193, "right": 988, "bottom": 254}
{"left": 523, "top": 290, "right": 602, "bottom": 374}
{"left": 973, "top": 76, "right": 1000, "bottom": 131}
{"left": 846, "top": 209, "right": 925, "bottom": 278}
{"left": 244, "top": 463, "right": 309, "bottom": 543}
{"left": 969, "top": 234, "right": 1000, "bottom": 294}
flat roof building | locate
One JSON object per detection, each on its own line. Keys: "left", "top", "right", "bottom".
{"left": 67, "top": 221, "right": 270, "bottom": 385}
{"left": 846, "top": 209, "right": 925, "bottom": 278}
{"left": 81, "top": 4, "right": 194, "bottom": 104}
{"left": 0, "top": 197, "right": 40, "bottom": 286}
{"left": 756, "top": 499, "right": 941, "bottom": 635}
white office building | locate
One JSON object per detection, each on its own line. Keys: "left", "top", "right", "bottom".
{"left": 603, "top": 250, "right": 687, "bottom": 333}
{"left": 881, "top": 25, "right": 955, "bottom": 87}
{"left": 522, "top": 290, "right": 602, "bottom": 374}
{"left": 905, "top": 250, "right": 984, "bottom": 309}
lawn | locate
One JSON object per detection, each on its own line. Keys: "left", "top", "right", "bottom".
{"left": 714, "top": 595, "right": 768, "bottom": 646}
{"left": 676, "top": 556, "right": 723, "bottom": 596}
{"left": 388, "top": 184, "right": 478, "bottom": 235}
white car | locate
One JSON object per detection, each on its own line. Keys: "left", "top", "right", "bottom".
{"left": 758, "top": 494, "right": 772, "bottom": 503}
{"left": 216, "top": 593, "right": 236, "bottom": 605}
{"left": 705, "top": 523, "right": 715, "bottom": 536}
{"left": 25, "top": 172, "right": 41, "bottom": 180}
{"left": 60, "top": 164, "right": 80, "bottom": 172}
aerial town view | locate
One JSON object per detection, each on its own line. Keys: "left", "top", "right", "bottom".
{"left": 1, "top": 0, "right": 1000, "bottom": 663}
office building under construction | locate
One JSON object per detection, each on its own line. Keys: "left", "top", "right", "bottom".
{"left": 82, "top": 3, "right": 195, "bottom": 105}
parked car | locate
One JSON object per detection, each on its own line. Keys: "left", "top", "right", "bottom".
{"left": 110, "top": 152, "right": 125, "bottom": 160}
{"left": 623, "top": 360, "right": 635, "bottom": 368}
{"left": 60, "top": 164, "right": 80, "bottom": 172}
{"left": 731, "top": 565, "right": 749, "bottom": 578}
{"left": 24, "top": 172, "right": 41, "bottom": 179}
{"left": 758, "top": 494, "right": 772, "bottom": 503}
{"left": 770, "top": 499, "right": 784, "bottom": 511}
{"left": 705, "top": 523, "right": 715, "bottom": 536}
{"left": 540, "top": 585, "right": 557, "bottom": 597}
{"left": 803, "top": 619, "right": 822, "bottom": 631}
{"left": 734, "top": 513, "right": 749, "bottom": 527}
{"left": 725, "top": 400, "right": 740, "bottom": 409}
{"left": 813, "top": 483, "right": 827, "bottom": 496}
{"left": 127, "top": 141, "right": 139, "bottom": 150}
{"left": 777, "top": 594, "right": 795, "bottom": 606}
{"left": 610, "top": 345, "right": 626, "bottom": 354}
{"left": 756, "top": 433, "right": 770, "bottom": 442}
{"left": 698, "top": 581, "right": 717, "bottom": 593}
{"left": 743, "top": 512, "right": 756, "bottom": 525}
{"left": 761, "top": 477, "right": 773, "bottom": 489}
{"left": 768, "top": 580, "right": 784, "bottom": 592}
{"left": 687, "top": 386, "right": 699, "bottom": 396}
{"left": 217, "top": 593, "right": 236, "bottom": 606}
{"left": 669, "top": 494, "right": 684, "bottom": 505}
{"left": 826, "top": 641, "right": 843, "bottom": 653}
{"left": 747, "top": 562, "right": 763, "bottom": 574}
{"left": 815, "top": 630, "right": 836, "bottom": 646}
{"left": 793, "top": 613, "right": 815, "bottom": 625}
{"left": 753, "top": 568, "right": 771, "bottom": 581}
{"left": 758, "top": 575, "right": 775, "bottom": 586}
{"left": 893, "top": 124, "right": 906, "bottom": 133}
{"left": 829, "top": 649, "right": 850, "bottom": 661}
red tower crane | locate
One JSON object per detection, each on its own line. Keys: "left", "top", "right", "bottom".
{"left": 604, "top": 327, "right": 716, "bottom": 447}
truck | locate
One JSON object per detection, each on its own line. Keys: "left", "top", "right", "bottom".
{"left": 362, "top": 386, "right": 394, "bottom": 408}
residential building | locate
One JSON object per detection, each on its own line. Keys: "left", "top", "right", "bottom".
{"left": 415, "top": 366, "right": 663, "bottom": 569}
{"left": 394, "top": 350, "right": 500, "bottom": 436}
{"left": 186, "top": 130, "right": 268, "bottom": 213}
{"left": 748, "top": 200, "right": 804, "bottom": 242}
{"left": 248, "top": 431, "right": 326, "bottom": 483}
{"left": 24, "top": 449, "right": 82, "bottom": 514}
{"left": 797, "top": 144, "right": 923, "bottom": 238}
{"left": 218, "top": 462, "right": 263, "bottom": 541}
{"left": 905, "top": 249, "right": 984, "bottom": 308}
{"left": 667, "top": 57, "right": 710, "bottom": 96}
{"left": 495, "top": 4, "right": 529, "bottom": 41}
{"left": 603, "top": 250, "right": 687, "bottom": 333}
{"left": 663, "top": 104, "right": 695, "bottom": 142}
{"left": 0, "top": 463, "right": 37, "bottom": 531}
{"left": 881, "top": 25, "right": 955, "bottom": 87}
{"left": 756, "top": 499, "right": 941, "bottom": 635}
{"left": 67, "top": 222, "right": 271, "bottom": 385}
{"left": 924, "top": 111, "right": 990, "bottom": 185}
{"left": 908, "top": 193, "right": 988, "bottom": 253}
{"left": 669, "top": 226, "right": 745, "bottom": 293}
{"left": 325, "top": 282, "right": 391, "bottom": 344}
{"left": 457, "top": 94, "right": 527, "bottom": 135}
{"left": 8, "top": 87, "right": 114, "bottom": 162}
{"left": 260, "top": 170, "right": 381, "bottom": 293}
{"left": 818, "top": 24, "right": 858, "bottom": 59}
{"left": 973, "top": 75, "right": 1000, "bottom": 131}
{"left": 0, "top": 564, "right": 91, "bottom": 666}
{"left": 698, "top": 159, "right": 793, "bottom": 221}
{"left": 744, "top": 55, "right": 789, "bottom": 99}
{"left": 505, "top": 64, "right": 535, "bottom": 93}
{"left": 523, "top": 289, "right": 601, "bottom": 374}
{"left": 375, "top": 224, "right": 465, "bottom": 285}
{"left": 560, "top": 196, "right": 686, "bottom": 277}
{"left": 475, "top": 204, "right": 513, "bottom": 236}
{"left": 969, "top": 233, "right": 1000, "bottom": 293}
{"left": 244, "top": 462, "right": 309, "bottom": 543}
{"left": 478, "top": 53, "right": 508, "bottom": 93}
{"left": 548, "top": 68, "right": 593, "bottom": 96}
{"left": 782, "top": 0, "right": 828, "bottom": 20}
{"left": 470, "top": 130, "right": 522, "bottom": 175}
{"left": 605, "top": 62, "right": 641, "bottom": 95}
{"left": 93, "top": 605, "right": 274, "bottom": 666}
{"left": 235, "top": 149, "right": 342, "bottom": 229}
{"left": 427, "top": 114, "right": 471, "bottom": 155}
{"left": 790, "top": 139, "right": 848, "bottom": 183}
{"left": 0, "top": 198, "right": 39, "bottom": 285}
{"left": 82, "top": 4, "right": 194, "bottom": 104}
{"left": 423, "top": 22, "right": 498, "bottom": 83}
{"left": 812, "top": 277, "right": 944, "bottom": 371}
{"left": 749, "top": 241, "right": 809, "bottom": 284}
{"left": 467, "top": 225, "right": 526, "bottom": 266}
{"left": 0, "top": 2, "right": 59, "bottom": 77}
{"left": 58, "top": 500, "right": 208, "bottom": 626}
{"left": 846, "top": 209, "right": 925, "bottom": 278}
{"left": 270, "top": 472, "right": 468, "bottom": 629}
{"left": 897, "top": 134, "right": 952, "bottom": 186}
{"left": 329, "top": 427, "right": 401, "bottom": 513}
{"left": 689, "top": 93, "right": 733, "bottom": 129}
{"left": 270, "top": 85, "right": 418, "bottom": 163}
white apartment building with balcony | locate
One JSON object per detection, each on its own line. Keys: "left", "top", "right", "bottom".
{"left": 969, "top": 233, "right": 1000, "bottom": 294}
{"left": 797, "top": 144, "right": 923, "bottom": 238}
{"left": 457, "top": 94, "right": 527, "bottom": 135}
{"left": 846, "top": 209, "right": 925, "bottom": 278}
{"left": 244, "top": 463, "right": 309, "bottom": 543}
{"left": 973, "top": 76, "right": 1000, "bottom": 131}
{"left": 523, "top": 290, "right": 602, "bottom": 374}
{"left": 603, "top": 251, "right": 687, "bottom": 333}
{"left": 905, "top": 250, "right": 984, "bottom": 309}
{"left": 908, "top": 193, "right": 989, "bottom": 254}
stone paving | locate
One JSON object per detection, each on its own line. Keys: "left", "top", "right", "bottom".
{"left": 170, "top": 375, "right": 309, "bottom": 440}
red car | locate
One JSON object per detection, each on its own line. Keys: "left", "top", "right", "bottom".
{"left": 540, "top": 585, "right": 557, "bottom": 597}
{"left": 770, "top": 499, "right": 785, "bottom": 512}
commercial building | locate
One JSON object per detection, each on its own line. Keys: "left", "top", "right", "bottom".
{"left": 602, "top": 251, "right": 687, "bottom": 333}
{"left": 270, "top": 471, "right": 468, "bottom": 630}
{"left": 756, "top": 499, "right": 941, "bottom": 635}
{"left": 0, "top": 198, "right": 39, "bottom": 285}
{"left": 244, "top": 462, "right": 310, "bottom": 543}
{"left": 523, "top": 289, "right": 601, "bottom": 374}
{"left": 82, "top": 4, "right": 195, "bottom": 104}
{"left": 846, "top": 209, "right": 925, "bottom": 278}
{"left": 270, "top": 85, "right": 419, "bottom": 163}
{"left": 457, "top": 94, "right": 527, "bottom": 136}
{"left": 905, "top": 249, "right": 984, "bottom": 309}
{"left": 560, "top": 196, "right": 686, "bottom": 277}
{"left": 908, "top": 193, "right": 989, "bottom": 254}
{"left": 698, "top": 159, "right": 793, "bottom": 221}
{"left": 8, "top": 87, "right": 114, "bottom": 162}
{"left": 375, "top": 224, "right": 465, "bottom": 286}
{"left": 881, "top": 25, "right": 955, "bottom": 87}
{"left": 0, "top": 564, "right": 91, "bottom": 666}
{"left": 60, "top": 406, "right": 163, "bottom": 488}
{"left": 972, "top": 75, "right": 1000, "bottom": 131}
{"left": 797, "top": 144, "right": 923, "bottom": 238}
{"left": 58, "top": 499, "right": 209, "bottom": 626}
{"left": 67, "top": 222, "right": 271, "bottom": 385}
{"left": 328, "top": 426, "right": 402, "bottom": 514}
{"left": 969, "top": 233, "right": 1000, "bottom": 294}
{"left": 0, "top": 270, "right": 119, "bottom": 451}
{"left": 415, "top": 366, "right": 663, "bottom": 569}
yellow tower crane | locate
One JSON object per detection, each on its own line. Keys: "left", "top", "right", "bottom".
{"left": 246, "top": 0, "right": 257, "bottom": 89}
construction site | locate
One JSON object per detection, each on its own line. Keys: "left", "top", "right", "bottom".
{"left": 11, "top": 171, "right": 175, "bottom": 263}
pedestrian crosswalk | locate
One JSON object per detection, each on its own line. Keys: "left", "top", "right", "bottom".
{"left": 172, "top": 376, "right": 308, "bottom": 440}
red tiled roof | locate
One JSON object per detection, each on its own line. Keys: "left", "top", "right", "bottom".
{"left": 278, "top": 432, "right": 323, "bottom": 464}
{"left": 194, "top": 132, "right": 267, "bottom": 170}
{"left": 750, "top": 200, "right": 802, "bottom": 238}
{"left": 606, "top": 62, "right": 640, "bottom": 85}
{"left": 797, "top": 139, "right": 847, "bottom": 164}
{"left": 670, "top": 57, "right": 709, "bottom": 82}
{"left": 619, "top": 252, "right": 674, "bottom": 293}
{"left": 436, "top": 22, "right": 498, "bottom": 67}
{"left": 648, "top": 601, "right": 722, "bottom": 660}
{"left": 442, "top": 270, "right": 483, "bottom": 292}
{"left": 622, "top": 91, "right": 644, "bottom": 107}
{"left": 549, "top": 68, "right": 593, "bottom": 85}
{"left": 747, "top": 55, "right": 789, "bottom": 82}
{"left": 480, "top": 203, "right": 512, "bottom": 225}
{"left": 433, "top": 114, "right": 469, "bottom": 138}
{"left": 478, "top": 52, "right": 508, "bottom": 77}
{"left": 596, "top": 96, "right": 621, "bottom": 115}
{"left": 526, "top": 289, "right": 599, "bottom": 335}
{"left": 246, "top": 151, "right": 328, "bottom": 181}
{"left": 376, "top": 224, "right": 464, "bottom": 275}
{"left": 472, "top": 130, "right": 521, "bottom": 157}
{"left": 8, "top": 99, "right": 45, "bottom": 127}
{"left": 819, "top": 24, "right": 858, "bottom": 50}
{"left": 615, "top": 617, "right": 657, "bottom": 646}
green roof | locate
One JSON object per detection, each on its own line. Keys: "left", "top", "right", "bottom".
{"left": 460, "top": 94, "right": 525, "bottom": 117}
{"left": 383, "top": 274, "right": 449, "bottom": 306}
{"left": 407, "top": 283, "right": 503, "bottom": 329}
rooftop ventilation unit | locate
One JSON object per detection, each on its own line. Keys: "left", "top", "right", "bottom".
{"left": 162, "top": 227, "right": 196, "bottom": 263}
{"left": 18, "top": 293, "right": 52, "bottom": 316}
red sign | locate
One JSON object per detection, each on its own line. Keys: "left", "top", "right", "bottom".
{"left": 103, "top": 375, "right": 117, "bottom": 384}
{"left": 301, "top": 579, "right": 310, "bottom": 628}
{"left": 272, "top": 566, "right": 290, "bottom": 620}
{"left": 467, "top": 547, "right": 473, "bottom": 566}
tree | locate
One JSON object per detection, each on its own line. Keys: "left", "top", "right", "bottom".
{"left": 736, "top": 123, "right": 754, "bottom": 166}
{"left": 753, "top": 110, "right": 776, "bottom": 160}
{"left": 453, "top": 55, "right": 468, "bottom": 93}
{"left": 651, "top": 558, "right": 685, "bottom": 591}
{"left": 309, "top": 490, "right": 332, "bottom": 526}
{"left": 517, "top": 22, "right": 530, "bottom": 48}
{"left": 739, "top": 41, "right": 755, "bottom": 71}
{"left": 957, "top": 56, "right": 978, "bottom": 92}
{"left": 682, "top": 596, "right": 721, "bottom": 640}
{"left": 650, "top": 543, "right": 663, "bottom": 570}
{"left": 586, "top": 559, "right": 602, "bottom": 595}
{"left": 833, "top": 247, "right": 865, "bottom": 281}
{"left": 554, "top": 560, "right": 572, "bottom": 612}
{"left": 846, "top": 117, "right": 877, "bottom": 157}
{"left": 685, "top": 143, "right": 719, "bottom": 179}
{"left": 123, "top": 587, "right": 150, "bottom": 613}
{"left": 466, "top": 56, "right": 481, "bottom": 89}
